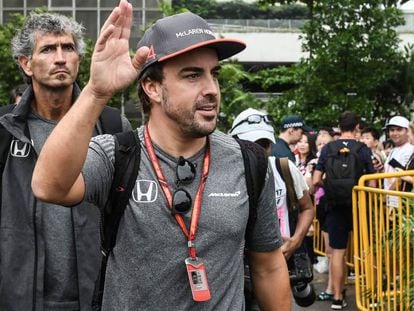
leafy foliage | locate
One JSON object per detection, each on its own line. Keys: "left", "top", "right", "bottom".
{"left": 172, "top": 0, "right": 309, "bottom": 19}
{"left": 293, "top": 0, "right": 407, "bottom": 127}
{"left": 0, "top": 14, "right": 25, "bottom": 105}
{"left": 218, "top": 62, "right": 261, "bottom": 130}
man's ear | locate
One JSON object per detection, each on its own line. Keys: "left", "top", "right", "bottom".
{"left": 141, "top": 77, "right": 161, "bottom": 104}
{"left": 18, "top": 56, "right": 33, "bottom": 78}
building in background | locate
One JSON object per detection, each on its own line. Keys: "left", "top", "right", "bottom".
{"left": 0, "top": 0, "right": 168, "bottom": 48}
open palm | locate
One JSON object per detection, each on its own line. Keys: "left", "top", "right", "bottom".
{"left": 89, "top": 0, "right": 147, "bottom": 98}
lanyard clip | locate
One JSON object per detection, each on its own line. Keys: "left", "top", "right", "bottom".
{"left": 188, "top": 241, "right": 196, "bottom": 258}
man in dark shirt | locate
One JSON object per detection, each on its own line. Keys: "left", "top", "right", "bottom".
{"left": 271, "top": 115, "right": 312, "bottom": 162}
{"left": 313, "top": 111, "right": 375, "bottom": 310}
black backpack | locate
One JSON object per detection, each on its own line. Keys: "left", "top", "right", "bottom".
{"left": 91, "top": 131, "right": 268, "bottom": 310}
{"left": 324, "top": 141, "right": 364, "bottom": 206}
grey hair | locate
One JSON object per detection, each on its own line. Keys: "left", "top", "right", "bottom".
{"left": 11, "top": 12, "right": 85, "bottom": 61}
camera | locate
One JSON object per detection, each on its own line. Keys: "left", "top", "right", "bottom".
{"left": 288, "top": 251, "right": 316, "bottom": 307}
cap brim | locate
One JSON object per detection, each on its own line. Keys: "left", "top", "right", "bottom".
{"left": 159, "top": 38, "right": 246, "bottom": 62}
{"left": 237, "top": 130, "right": 276, "bottom": 144}
{"left": 382, "top": 123, "right": 406, "bottom": 130}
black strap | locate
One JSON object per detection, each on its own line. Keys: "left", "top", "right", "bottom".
{"left": 276, "top": 157, "right": 298, "bottom": 212}
{"left": 92, "top": 129, "right": 141, "bottom": 311}
{"left": 275, "top": 157, "right": 300, "bottom": 234}
{"left": 236, "top": 139, "right": 268, "bottom": 239}
{"left": 99, "top": 106, "right": 123, "bottom": 134}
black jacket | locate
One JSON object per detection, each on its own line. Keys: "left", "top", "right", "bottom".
{"left": 0, "top": 84, "right": 130, "bottom": 311}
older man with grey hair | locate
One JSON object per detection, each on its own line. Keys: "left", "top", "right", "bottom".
{"left": 0, "top": 12, "right": 130, "bottom": 310}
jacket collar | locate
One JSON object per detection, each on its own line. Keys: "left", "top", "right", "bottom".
{"left": 0, "top": 83, "right": 81, "bottom": 141}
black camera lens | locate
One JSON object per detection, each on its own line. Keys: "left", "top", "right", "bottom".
{"left": 292, "top": 282, "right": 316, "bottom": 307}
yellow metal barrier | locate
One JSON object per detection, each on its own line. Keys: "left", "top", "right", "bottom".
{"left": 353, "top": 170, "right": 414, "bottom": 311}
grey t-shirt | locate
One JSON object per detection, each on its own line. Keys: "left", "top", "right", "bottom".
{"left": 83, "top": 127, "right": 282, "bottom": 310}
{"left": 28, "top": 112, "right": 80, "bottom": 311}
{"left": 28, "top": 111, "right": 131, "bottom": 311}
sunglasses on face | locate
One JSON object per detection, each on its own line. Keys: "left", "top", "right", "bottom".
{"left": 172, "top": 156, "right": 196, "bottom": 215}
{"left": 231, "top": 114, "right": 273, "bottom": 132}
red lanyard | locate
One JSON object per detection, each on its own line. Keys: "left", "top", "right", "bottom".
{"left": 143, "top": 124, "right": 210, "bottom": 258}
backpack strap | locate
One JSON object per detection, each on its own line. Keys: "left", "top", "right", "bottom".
{"left": 235, "top": 139, "right": 268, "bottom": 239}
{"left": 92, "top": 129, "right": 141, "bottom": 311}
{"left": 99, "top": 106, "right": 123, "bottom": 134}
{"left": 275, "top": 157, "right": 298, "bottom": 212}
{"left": 350, "top": 141, "right": 364, "bottom": 153}
{"left": 327, "top": 141, "right": 338, "bottom": 155}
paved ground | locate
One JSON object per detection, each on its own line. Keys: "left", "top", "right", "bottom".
{"left": 292, "top": 270, "right": 358, "bottom": 311}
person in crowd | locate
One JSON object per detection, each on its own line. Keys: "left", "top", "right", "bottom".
{"left": 331, "top": 127, "right": 341, "bottom": 140}
{"left": 0, "top": 12, "right": 131, "bottom": 310}
{"left": 396, "top": 120, "right": 414, "bottom": 192}
{"left": 360, "top": 126, "right": 384, "bottom": 173}
{"left": 383, "top": 116, "right": 414, "bottom": 191}
{"left": 296, "top": 132, "right": 318, "bottom": 191}
{"left": 230, "top": 108, "right": 314, "bottom": 259}
{"left": 314, "top": 132, "right": 335, "bottom": 300}
{"left": 32, "top": 3, "right": 290, "bottom": 310}
{"left": 313, "top": 111, "right": 375, "bottom": 310}
{"left": 8, "top": 83, "right": 27, "bottom": 105}
{"left": 317, "top": 126, "right": 333, "bottom": 137}
{"left": 271, "top": 115, "right": 312, "bottom": 163}
{"left": 316, "top": 132, "right": 333, "bottom": 154}
{"left": 230, "top": 107, "right": 314, "bottom": 309}
{"left": 295, "top": 132, "right": 317, "bottom": 264}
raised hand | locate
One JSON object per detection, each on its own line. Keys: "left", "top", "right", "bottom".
{"left": 88, "top": 0, "right": 149, "bottom": 100}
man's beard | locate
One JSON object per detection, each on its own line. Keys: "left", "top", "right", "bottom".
{"left": 161, "top": 87, "right": 218, "bottom": 138}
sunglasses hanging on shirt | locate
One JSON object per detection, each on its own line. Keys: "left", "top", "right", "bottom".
{"left": 172, "top": 156, "right": 197, "bottom": 215}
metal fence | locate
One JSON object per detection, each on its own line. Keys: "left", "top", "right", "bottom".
{"left": 313, "top": 170, "right": 414, "bottom": 310}
{"left": 353, "top": 171, "right": 414, "bottom": 310}
{"left": 206, "top": 19, "right": 306, "bottom": 33}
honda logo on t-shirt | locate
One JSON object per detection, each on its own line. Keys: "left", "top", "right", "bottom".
{"left": 132, "top": 180, "right": 158, "bottom": 203}
{"left": 10, "top": 140, "right": 31, "bottom": 157}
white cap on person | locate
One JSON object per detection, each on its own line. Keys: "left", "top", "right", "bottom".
{"left": 229, "top": 108, "right": 275, "bottom": 143}
{"left": 384, "top": 116, "right": 409, "bottom": 129}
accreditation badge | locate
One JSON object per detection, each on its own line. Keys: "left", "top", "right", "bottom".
{"left": 185, "top": 257, "right": 211, "bottom": 302}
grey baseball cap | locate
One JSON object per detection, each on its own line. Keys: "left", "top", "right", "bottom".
{"left": 136, "top": 12, "right": 246, "bottom": 77}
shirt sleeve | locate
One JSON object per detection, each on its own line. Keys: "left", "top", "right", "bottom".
{"left": 82, "top": 134, "right": 115, "bottom": 209}
{"left": 245, "top": 163, "right": 284, "bottom": 252}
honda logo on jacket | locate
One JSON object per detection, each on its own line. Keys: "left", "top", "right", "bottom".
{"left": 10, "top": 140, "right": 31, "bottom": 157}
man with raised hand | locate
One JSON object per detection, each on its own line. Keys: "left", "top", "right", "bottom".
{"left": 32, "top": 1, "right": 290, "bottom": 310}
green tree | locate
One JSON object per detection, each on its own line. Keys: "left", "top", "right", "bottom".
{"left": 218, "top": 62, "right": 262, "bottom": 130}
{"left": 172, "top": 0, "right": 309, "bottom": 19}
{"left": 0, "top": 13, "right": 25, "bottom": 105}
{"left": 292, "top": 0, "right": 406, "bottom": 126}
